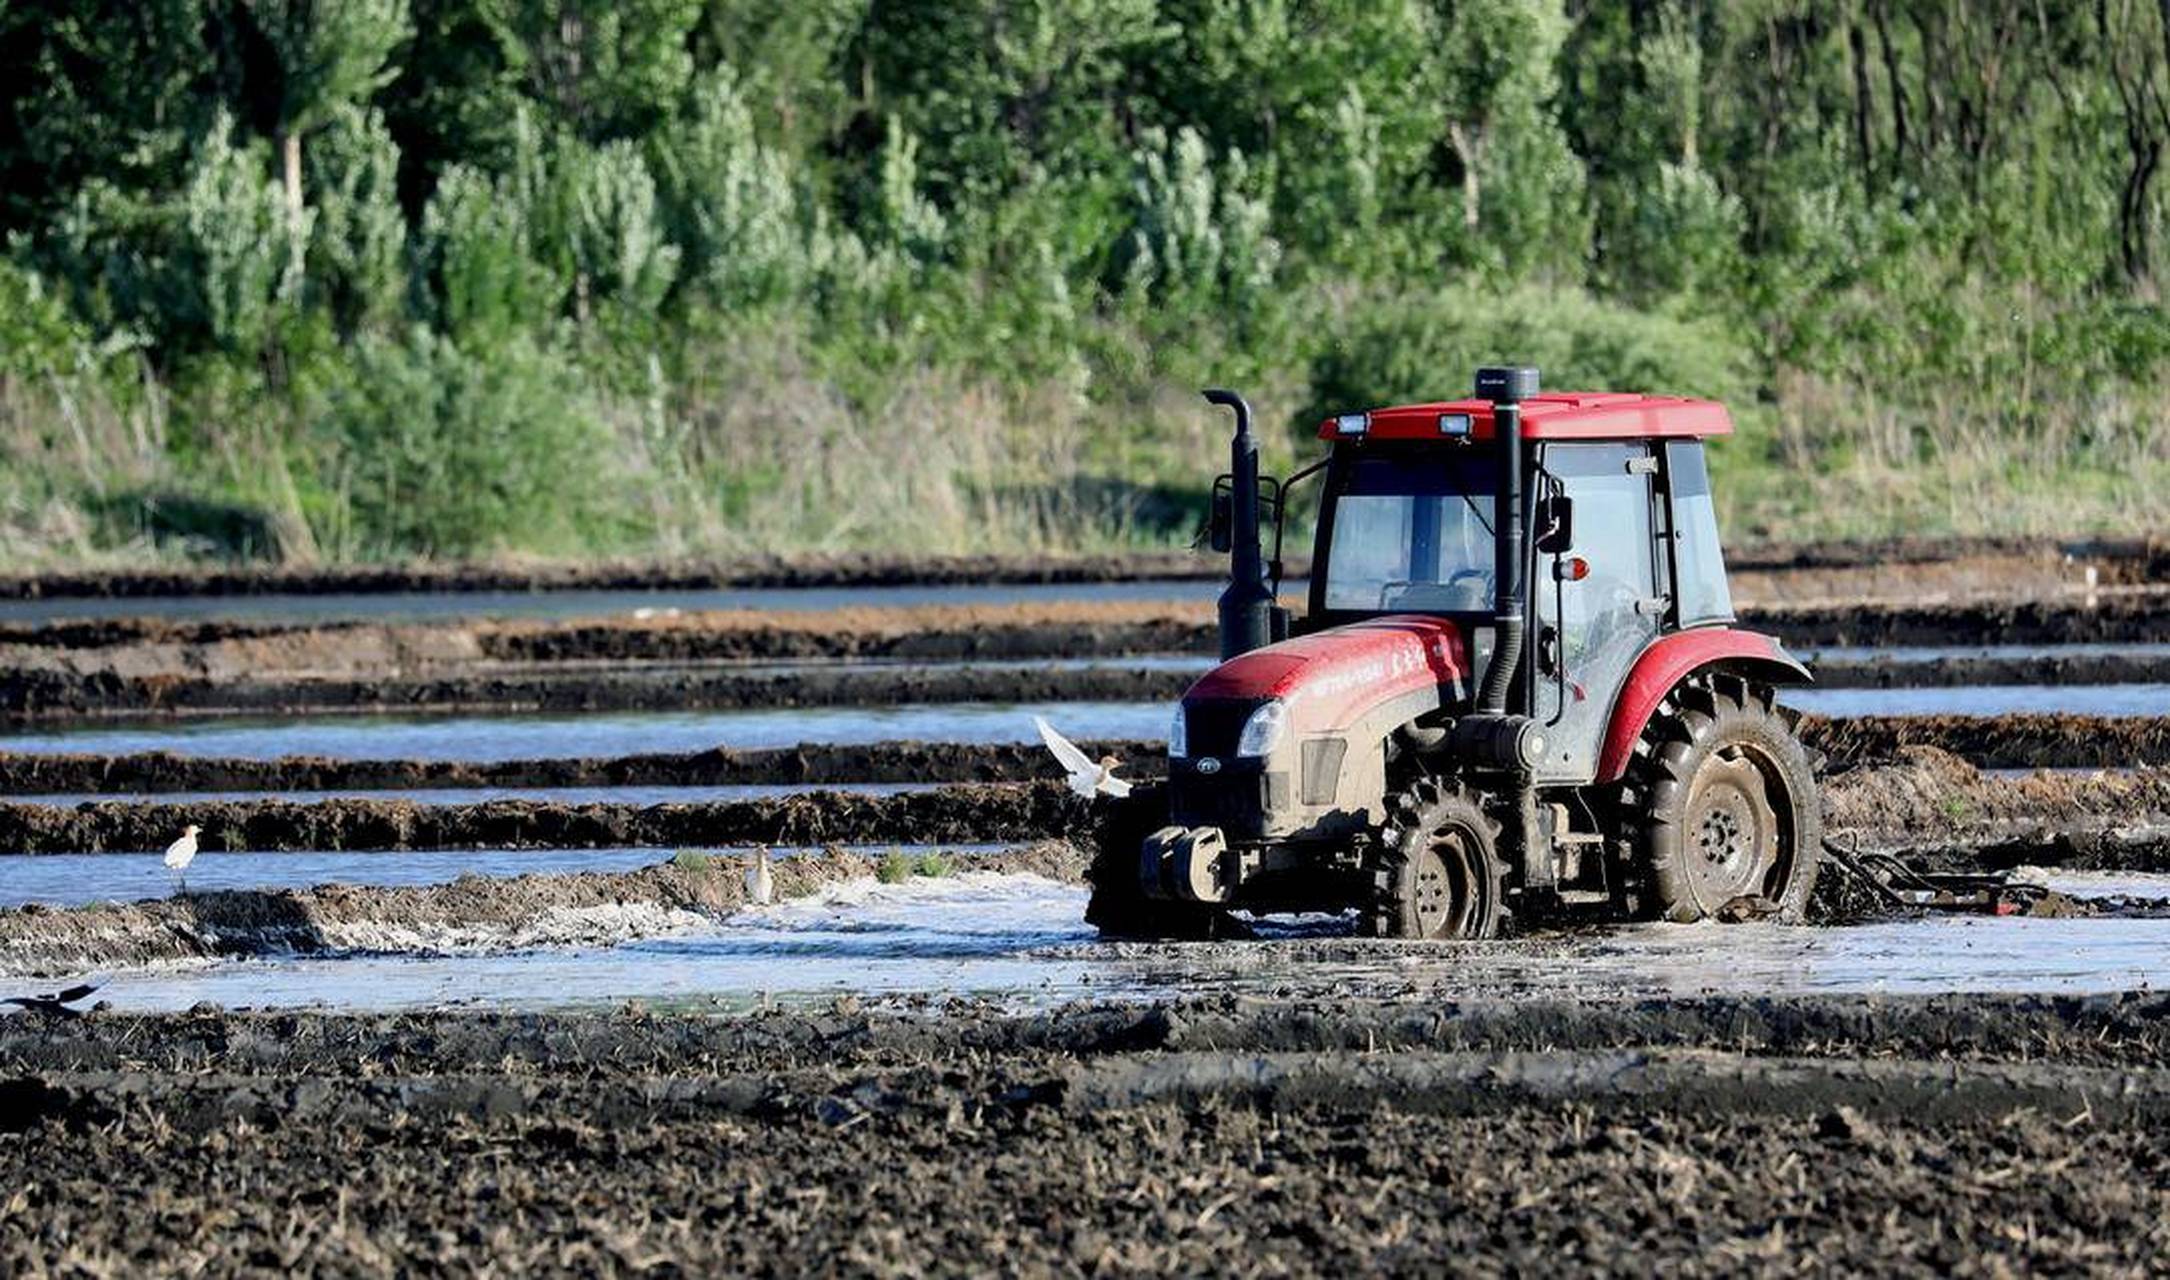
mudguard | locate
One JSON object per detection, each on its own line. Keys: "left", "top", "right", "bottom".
{"left": 1594, "top": 627, "right": 1812, "bottom": 784}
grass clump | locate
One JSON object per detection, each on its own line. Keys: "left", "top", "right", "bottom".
{"left": 876, "top": 851, "right": 913, "bottom": 884}
{"left": 670, "top": 849, "right": 714, "bottom": 873}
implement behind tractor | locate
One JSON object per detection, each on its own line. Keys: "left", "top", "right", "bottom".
{"left": 1091, "top": 367, "right": 1822, "bottom": 940}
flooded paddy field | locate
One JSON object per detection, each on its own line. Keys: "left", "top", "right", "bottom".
{"left": 1, "top": 546, "right": 2166, "bottom": 1274}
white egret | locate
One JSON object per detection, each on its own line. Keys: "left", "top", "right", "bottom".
{"left": 163, "top": 824, "right": 201, "bottom": 894}
{"left": 1034, "top": 716, "right": 1132, "bottom": 798}
{"left": 746, "top": 846, "right": 775, "bottom": 905}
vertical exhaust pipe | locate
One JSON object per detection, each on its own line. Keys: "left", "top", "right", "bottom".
{"left": 1204, "top": 388, "right": 1272, "bottom": 659}
{"left": 1473, "top": 366, "right": 1538, "bottom": 714}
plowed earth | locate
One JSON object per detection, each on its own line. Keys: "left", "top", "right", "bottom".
{"left": 1, "top": 994, "right": 2166, "bottom": 1275}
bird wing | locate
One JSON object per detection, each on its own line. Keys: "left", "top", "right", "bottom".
{"left": 1034, "top": 716, "right": 1094, "bottom": 776}
{"left": 54, "top": 983, "right": 98, "bottom": 1004}
{"left": 1098, "top": 774, "right": 1133, "bottom": 798}
{"left": 163, "top": 837, "right": 192, "bottom": 866}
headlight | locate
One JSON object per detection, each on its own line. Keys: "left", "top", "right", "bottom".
{"left": 1168, "top": 706, "right": 1188, "bottom": 758}
{"left": 1236, "top": 701, "right": 1287, "bottom": 758}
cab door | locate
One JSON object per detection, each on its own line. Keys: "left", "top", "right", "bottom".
{"left": 1530, "top": 443, "right": 1662, "bottom": 784}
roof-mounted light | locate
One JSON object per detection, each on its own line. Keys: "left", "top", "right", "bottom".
{"left": 1438, "top": 412, "right": 1472, "bottom": 437}
{"left": 1333, "top": 412, "right": 1370, "bottom": 437}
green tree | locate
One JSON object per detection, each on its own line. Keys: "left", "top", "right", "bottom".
{"left": 245, "top": 0, "right": 413, "bottom": 225}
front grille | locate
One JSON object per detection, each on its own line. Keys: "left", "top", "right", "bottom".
{"left": 1183, "top": 698, "right": 1261, "bottom": 758}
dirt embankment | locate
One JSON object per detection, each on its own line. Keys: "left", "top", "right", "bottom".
{"left": 0, "top": 843, "right": 1087, "bottom": 977}
{"left": 6, "top": 639, "right": 2167, "bottom": 722}
{"left": 0, "top": 781, "right": 1095, "bottom": 855}
{"left": 2, "top": 994, "right": 2167, "bottom": 1274}
{"left": 0, "top": 551, "right": 1233, "bottom": 601}
{"left": 1, "top": 715, "right": 2163, "bottom": 798}
{"left": 1, "top": 755, "right": 2166, "bottom": 867}
{"left": 0, "top": 738, "right": 1168, "bottom": 793}
{"left": 3, "top": 534, "right": 2160, "bottom": 600}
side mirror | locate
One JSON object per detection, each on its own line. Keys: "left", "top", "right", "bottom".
{"left": 1208, "top": 484, "right": 1233, "bottom": 553}
{"left": 1535, "top": 494, "right": 1573, "bottom": 555}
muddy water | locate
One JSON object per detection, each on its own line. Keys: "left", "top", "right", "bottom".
{"left": 1803, "top": 641, "right": 2170, "bottom": 663}
{"left": 72, "top": 873, "right": 2170, "bottom": 1013}
{"left": 1788, "top": 683, "right": 2170, "bottom": 717}
{"left": 0, "top": 579, "right": 1229, "bottom": 627}
{"left": 0, "top": 848, "right": 668, "bottom": 907}
{"left": 0, "top": 702, "right": 1175, "bottom": 760}
{"left": 0, "top": 843, "right": 1009, "bottom": 907}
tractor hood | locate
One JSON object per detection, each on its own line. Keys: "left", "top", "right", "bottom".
{"left": 1184, "top": 615, "right": 1472, "bottom": 727}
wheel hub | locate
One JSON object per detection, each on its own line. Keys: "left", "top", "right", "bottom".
{"left": 1681, "top": 749, "right": 1779, "bottom": 910}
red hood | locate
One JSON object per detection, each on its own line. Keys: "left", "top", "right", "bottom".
{"left": 1185, "top": 616, "right": 1471, "bottom": 725}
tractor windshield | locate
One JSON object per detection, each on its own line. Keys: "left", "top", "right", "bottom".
{"left": 1321, "top": 453, "right": 1496, "bottom": 613}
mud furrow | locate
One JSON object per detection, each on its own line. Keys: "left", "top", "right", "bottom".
{"left": 0, "top": 756, "right": 2164, "bottom": 861}
{"left": 0, "top": 782, "right": 1093, "bottom": 854}
{"left": 7, "top": 648, "right": 2169, "bottom": 720}
{"left": 12, "top": 994, "right": 2169, "bottom": 1074}
{"left": 1, "top": 714, "right": 2164, "bottom": 797}
{"left": 4, "top": 1001, "right": 2167, "bottom": 1276}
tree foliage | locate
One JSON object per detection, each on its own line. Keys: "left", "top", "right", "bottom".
{"left": 1, "top": 0, "right": 2165, "bottom": 558}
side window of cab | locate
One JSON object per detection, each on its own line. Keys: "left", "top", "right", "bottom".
{"left": 1664, "top": 441, "right": 1734, "bottom": 626}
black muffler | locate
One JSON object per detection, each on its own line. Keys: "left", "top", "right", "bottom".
{"left": 1204, "top": 388, "right": 1273, "bottom": 659}
{"left": 1454, "top": 365, "right": 1545, "bottom": 774}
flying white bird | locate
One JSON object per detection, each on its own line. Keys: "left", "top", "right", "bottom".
{"left": 745, "top": 846, "right": 775, "bottom": 905}
{"left": 1034, "top": 716, "right": 1132, "bottom": 798}
{"left": 163, "top": 824, "right": 201, "bottom": 894}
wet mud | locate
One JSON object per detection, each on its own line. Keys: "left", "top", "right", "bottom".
{"left": 9, "top": 645, "right": 2169, "bottom": 721}
{"left": 7, "top": 590, "right": 2166, "bottom": 678}
{"left": 2, "top": 715, "right": 2163, "bottom": 797}
{"left": 0, "top": 782, "right": 1094, "bottom": 855}
{"left": 0, "top": 551, "right": 1229, "bottom": 601}
{"left": 1, "top": 994, "right": 2166, "bottom": 1274}
{"left": 1803, "top": 711, "right": 2170, "bottom": 769}
{"left": 0, "top": 738, "right": 1165, "bottom": 793}
{"left": 1, "top": 755, "right": 2164, "bottom": 871}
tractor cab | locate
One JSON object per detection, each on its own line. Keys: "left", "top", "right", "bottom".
{"left": 1306, "top": 393, "right": 1739, "bottom": 784}
{"left": 1091, "top": 368, "right": 1821, "bottom": 943}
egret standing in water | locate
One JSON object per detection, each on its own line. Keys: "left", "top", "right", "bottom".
{"left": 746, "top": 846, "right": 775, "bottom": 905}
{"left": 163, "top": 824, "right": 201, "bottom": 895}
{"left": 1034, "top": 716, "right": 1132, "bottom": 797}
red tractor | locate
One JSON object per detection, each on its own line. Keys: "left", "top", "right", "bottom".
{"left": 1090, "top": 366, "right": 1821, "bottom": 939}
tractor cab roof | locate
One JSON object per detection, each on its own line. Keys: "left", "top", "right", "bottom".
{"left": 1317, "top": 392, "right": 1732, "bottom": 443}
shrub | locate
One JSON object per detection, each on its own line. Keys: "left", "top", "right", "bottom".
{"left": 308, "top": 328, "right": 623, "bottom": 557}
{"left": 1302, "top": 285, "right": 1756, "bottom": 432}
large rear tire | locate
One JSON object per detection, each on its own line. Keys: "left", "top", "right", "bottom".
{"left": 1083, "top": 783, "right": 1230, "bottom": 940}
{"left": 1629, "top": 677, "right": 1821, "bottom": 922}
{"left": 1362, "top": 779, "right": 1508, "bottom": 939}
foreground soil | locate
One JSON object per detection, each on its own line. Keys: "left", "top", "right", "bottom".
{"left": 2, "top": 994, "right": 2165, "bottom": 1275}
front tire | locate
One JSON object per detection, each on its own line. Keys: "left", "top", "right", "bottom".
{"left": 1631, "top": 677, "right": 1821, "bottom": 922}
{"left": 1363, "top": 779, "right": 1509, "bottom": 939}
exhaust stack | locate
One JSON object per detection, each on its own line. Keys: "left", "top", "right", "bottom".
{"left": 1204, "top": 388, "right": 1272, "bottom": 660}
{"left": 1473, "top": 365, "right": 1539, "bottom": 715}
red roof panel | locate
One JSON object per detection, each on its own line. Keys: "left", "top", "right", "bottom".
{"left": 1318, "top": 393, "right": 1733, "bottom": 442}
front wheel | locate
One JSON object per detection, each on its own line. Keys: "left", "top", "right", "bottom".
{"left": 1629, "top": 677, "right": 1821, "bottom": 922}
{"left": 1363, "top": 779, "right": 1509, "bottom": 939}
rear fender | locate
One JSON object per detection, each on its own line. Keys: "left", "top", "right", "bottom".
{"left": 1595, "top": 628, "right": 1811, "bottom": 784}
